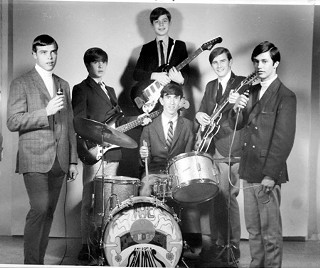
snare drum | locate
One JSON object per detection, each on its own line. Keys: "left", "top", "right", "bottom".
{"left": 103, "top": 196, "right": 182, "bottom": 267}
{"left": 93, "top": 176, "right": 140, "bottom": 226}
{"left": 167, "top": 151, "right": 220, "bottom": 203}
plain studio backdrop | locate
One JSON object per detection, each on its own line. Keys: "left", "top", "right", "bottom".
{"left": 0, "top": 0, "right": 319, "bottom": 246}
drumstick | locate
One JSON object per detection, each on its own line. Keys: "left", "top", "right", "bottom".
{"left": 143, "top": 140, "right": 149, "bottom": 182}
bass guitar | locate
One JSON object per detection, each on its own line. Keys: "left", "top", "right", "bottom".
{"left": 194, "top": 72, "right": 258, "bottom": 152}
{"left": 131, "top": 36, "right": 223, "bottom": 113}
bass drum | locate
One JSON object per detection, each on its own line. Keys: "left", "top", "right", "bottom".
{"left": 103, "top": 196, "right": 182, "bottom": 267}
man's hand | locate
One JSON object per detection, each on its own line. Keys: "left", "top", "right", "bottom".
{"left": 67, "top": 164, "right": 78, "bottom": 182}
{"left": 261, "top": 176, "right": 275, "bottom": 193}
{"left": 233, "top": 94, "right": 249, "bottom": 112}
{"left": 150, "top": 72, "right": 171, "bottom": 86}
{"left": 228, "top": 90, "right": 240, "bottom": 104}
{"left": 139, "top": 145, "right": 149, "bottom": 159}
{"left": 195, "top": 112, "right": 211, "bottom": 126}
{"left": 168, "top": 67, "right": 184, "bottom": 85}
{"left": 46, "top": 95, "right": 65, "bottom": 116}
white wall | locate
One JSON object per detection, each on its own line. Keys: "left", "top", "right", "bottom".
{"left": 0, "top": 1, "right": 314, "bottom": 238}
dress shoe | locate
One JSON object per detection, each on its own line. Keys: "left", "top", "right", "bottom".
{"left": 196, "top": 245, "right": 224, "bottom": 268}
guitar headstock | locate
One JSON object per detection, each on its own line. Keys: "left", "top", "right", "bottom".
{"left": 179, "top": 97, "right": 190, "bottom": 110}
{"left": 201, "top": 36, "right": 223, "bottom": 51}
{"left": 244, "top": 72, "right": 259, "bottom": 85}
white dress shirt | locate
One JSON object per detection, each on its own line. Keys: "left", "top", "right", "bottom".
{"left": 35, "top": 64, "right": 54, "bottom": 97}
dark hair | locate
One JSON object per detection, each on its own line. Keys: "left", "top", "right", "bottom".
{"left": 160, "top": 82, "right": 183, "bottom": 98}
{"left": 32, "top": 34, "right": 58, "bottom": 52}
{"left": 150, "top": 7, "right": 171, "bottom": 24}
{"left": 83, "top": 47, "right": 108, "bottom": 67}
{"left": 209, "top": 47, "right": 232, "bottom": 64}
{"left": 251, "top": 41, "right": 281, "bottom": 64}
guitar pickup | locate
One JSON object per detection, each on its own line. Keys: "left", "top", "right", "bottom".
{"left": 134, "top": 96, "right": 145, "bottom": 108}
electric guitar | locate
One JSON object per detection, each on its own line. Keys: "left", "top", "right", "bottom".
{"left": 194, "top": 72, "right": 258, "bottom": 152}
{"left": 77, "top": 98, "right": 190, "bottom": 165}
{"left": 131, "top": 36, "right": 223, "bottom": 113}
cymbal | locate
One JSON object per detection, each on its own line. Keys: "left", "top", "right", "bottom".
{"left": 74, "top": 117, "right": 137, "bottom": 149}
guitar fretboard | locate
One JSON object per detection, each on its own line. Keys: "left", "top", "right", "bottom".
{"left": 176, "top": 48, "right": 203, "bottom": 72}
{"left": 116, "top": 109, "right": 162, "bottom": 133}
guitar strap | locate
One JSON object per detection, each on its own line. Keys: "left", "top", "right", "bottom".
{"left": 167, "top": 39, "right": 175, "bottom": 64}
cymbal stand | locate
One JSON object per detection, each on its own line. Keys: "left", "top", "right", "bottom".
{"left": 97, "top": 133, "right": 107, "bottom": 265}
{"left": 215, "top": 160, "right": 239, "bottom": 267}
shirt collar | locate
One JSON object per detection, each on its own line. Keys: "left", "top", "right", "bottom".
{"left": 161, "top": 112, "right": 178, "bottom": 125}
{"left": 91, "top": 77, "right": 103, "bottom": 85}
{"left": 35, "top": 64, "right": 53, "bottom": 78}
{"left": 156, "top": 36, "right": 169, "bottom": 47}
{"left": 260, "top": 74, "right": 278, "bottom": 88}
{"left": 218, "top": 70, "right": 232, "bottom": 91}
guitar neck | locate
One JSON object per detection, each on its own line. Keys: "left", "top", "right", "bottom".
{"left": 116, "top": 109, "right": 162, "bottom": 133}
{"left": 175, "top": 47, "right": 203, "bottom": 72}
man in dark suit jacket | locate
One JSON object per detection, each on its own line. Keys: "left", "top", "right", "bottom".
{"left": 231, "top": 41, "right": 296, "bottom": 268}
{"left": 72, "top": 47, "right": 150, "bottom": 263}
{"left": 195, "top": 47, "right": 246, "bottom": 264}
{"left": 139, "top": 83, "right": 215, "bottom": 266}
{"left": 7, "top": 34, "right": 78, "bottom": 264}
{"left": 132, "top": 7, "right": 189, "bottom": 109}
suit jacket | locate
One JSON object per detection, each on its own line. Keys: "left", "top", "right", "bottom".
{"left": 140, "top": 115, "right": 194, "bottom": 175}
{"left": 7, "top": 68, "right": 77, "bottom": 174}
{"left": 72, "top": 76, "right": 125, "bottom": 161}
{"left": 198, "top": 72, "right": 245, "bottom": 157}
{"left": 230, "top": 78, "right": 297, "bottom": 184}
{"left": 133, "top": 38, "right": 189, "bottom": 82}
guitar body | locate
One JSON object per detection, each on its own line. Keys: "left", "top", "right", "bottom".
{"left": 130, "top": 79, "right": 163, "bottom": 112}
{"left": 194, "top": 114, "right": 222, "bottom": 152}
{"left": 77, "top": 136, "right": 119, "bottom": 165}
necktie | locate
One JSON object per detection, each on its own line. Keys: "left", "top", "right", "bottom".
{"left": 159, "top": 40, "right": 165, "bottom": 66}
{"left": 99, "top": 82, "right": 111, "bottom": 100}
{"left": 217, "top": 82, "right": 223, "bottom": 103}
{"left": 166, "top": 121, "right": 174, "bottom": 149}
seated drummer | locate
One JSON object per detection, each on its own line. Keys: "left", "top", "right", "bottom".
{"left": 139, "top": 83, "right": 218, "bottom": 264}
{"left": 139, "top": 82, "right": 193, "bottom": 195}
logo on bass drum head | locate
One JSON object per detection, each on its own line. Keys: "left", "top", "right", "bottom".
{"left": 130, "top": 218, "right": 155, "bottom": 243}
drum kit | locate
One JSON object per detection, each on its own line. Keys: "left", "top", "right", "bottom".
{"left": 74, "top": 118, "right": 221, "bottom": 267}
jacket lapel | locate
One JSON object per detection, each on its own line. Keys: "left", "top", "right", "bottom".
{"left": 87, "top": 76, "right": 113, "bottom": 105}
{"left": 154, "top": 116, "right": 167, "bottom": 145}
{"left": 248, "top": 78, "right": 281, "bottom": 124}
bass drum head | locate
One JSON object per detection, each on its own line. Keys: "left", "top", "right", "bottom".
{"left": 103, "top": 196, "right": 182, "bottom": 267}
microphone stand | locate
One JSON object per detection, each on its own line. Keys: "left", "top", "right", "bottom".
{"left": 215, "top": 158, "right": 239, "bottom": 268}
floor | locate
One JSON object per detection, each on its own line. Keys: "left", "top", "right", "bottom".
{"left": 0, "top": 236, "right": 320, "bottom": 267}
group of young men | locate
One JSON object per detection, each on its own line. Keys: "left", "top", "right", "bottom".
{"left": 6, "top": 6, "right": 296, "bottom": 268}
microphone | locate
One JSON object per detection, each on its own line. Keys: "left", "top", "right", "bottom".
{"left": 57, "top": 87, "right": 63, "bottom": 95}
{"left": 236, "top": 89, "right": 250, "bottom": 113}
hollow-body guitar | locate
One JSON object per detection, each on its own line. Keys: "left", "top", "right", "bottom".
{"left": 194, "top": 72, "right": 258, "bottom": 152}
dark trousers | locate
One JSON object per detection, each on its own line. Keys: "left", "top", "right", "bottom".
{"left": 23, "top": 157, "right": 65, "bottom": 264}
